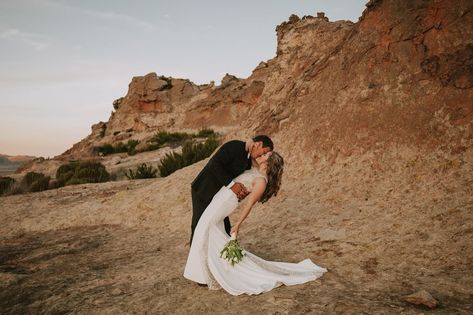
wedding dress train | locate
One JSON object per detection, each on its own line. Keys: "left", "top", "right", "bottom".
{"left": 183, "top": 168, "right": 327, "bottom": 295}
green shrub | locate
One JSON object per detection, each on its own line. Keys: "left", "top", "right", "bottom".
{"left": 183, "top": 136, "right": 220, "bottom": 164}
{"left": 158, "top": 137, "right": 220, "bottom": 177}
{"left": 29, "top": 177, "right": 50, "bottom": 192}
{"left": 95, "top": 143, "right": 114, "bottom": 155}
{"left": 114, "top": 142, "right": 128, "bottom": 154}
{"left": 148, "top": 131, "right": 190, "bottom": 148}
{"left": 55, "top": 160, "right": 110, "bottom": 186}
{"left": 124, "top": 163, "right": 158, "bottom": 179}
{"left": 56, "top": 163, "right": 76, "bottom": 186}
{"left": 0, "top": 176, "right": 15, "bottom": 195}
{"left": 144, "top": 129, "right": 218, "bottom": 153}
{"left": 21, "top": 172, "right": 50, "bottom": 192}
{"left": 158, "top": 152, "right": 185, "bottom": 177}
{"left": 195, "top": 128, "right": 217, "bottom": 138}
{"left": 94, "top": 139, "right": 140, "bottom": 156}
{"left": 22, "top": 172, "right": 41, "bottom": 187}
{"left": 126, "top": 139, "right": 139, "bottom": 155}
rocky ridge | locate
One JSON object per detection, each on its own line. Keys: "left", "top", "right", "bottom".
{"left": 60, "top": 71, "right": 265, "bottom": 160}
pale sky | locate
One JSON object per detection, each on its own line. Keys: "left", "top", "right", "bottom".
{"left": 0, "top": 0, "right": 367, "bottom": 158}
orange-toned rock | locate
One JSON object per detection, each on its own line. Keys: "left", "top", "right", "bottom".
{"left": 404, "top": 290, "right": 438, "bottom": 309}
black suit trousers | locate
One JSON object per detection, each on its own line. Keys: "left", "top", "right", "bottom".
{"left": 190, "top": 186, "right": 231, "bottom": 244}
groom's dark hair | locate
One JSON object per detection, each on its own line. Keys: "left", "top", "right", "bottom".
{"left": 252, "top": 135, "right": 274, "bottom": 150}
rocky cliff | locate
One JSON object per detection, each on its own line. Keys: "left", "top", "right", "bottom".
{"left": 237, "top": 0, "right": 473, "bottom": 163}
{"left": 1, "top": 1, "right": 472, "bottom": 314}
{"left": 60, "top": 72, "right": 266, "bottom": 159}
{"left": 59, "top": 0, "right": 472, "bottom": 166}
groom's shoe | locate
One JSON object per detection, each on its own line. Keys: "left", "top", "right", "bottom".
{"left": 197, "top": 283, "right": 207, "bottom": 287}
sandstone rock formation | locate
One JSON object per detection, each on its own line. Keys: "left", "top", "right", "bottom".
{"left": 1, "top": 1, "right": 472, "bottom": 314}
{"left": 52, "top": 0, "right": 473, "bottom": 166}
{"left": 238, "top": 0, "right": 473, "bottom": 166}
{"left": 59, "top": 71, "right": 265, "bottom": 160}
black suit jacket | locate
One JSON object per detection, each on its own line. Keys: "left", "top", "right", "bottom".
{"left": 191, "top": 140, "right": 251, "bottom": 204}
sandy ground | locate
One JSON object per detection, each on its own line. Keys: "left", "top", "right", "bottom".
{"left": 1, "top": 146, "right": 472, "bottom": 314}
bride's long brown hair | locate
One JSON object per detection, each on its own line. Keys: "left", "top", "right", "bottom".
{"left": 260, "top": 151, "right": 284, "bottom": 203}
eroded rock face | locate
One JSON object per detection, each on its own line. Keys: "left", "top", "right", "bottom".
{"left": 238, "top": 0, "right": 473, "bottom": 167}
{"left": 58, "top": 70, "right": 267, "bottom": 159}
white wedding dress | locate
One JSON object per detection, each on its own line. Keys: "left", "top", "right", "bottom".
{"left": 183, "top": 167, "right": 327, "bottom": 295}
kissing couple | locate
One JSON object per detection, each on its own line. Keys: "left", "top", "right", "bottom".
{"left": 184, "top": 135, "right": 327, "bottom": 295}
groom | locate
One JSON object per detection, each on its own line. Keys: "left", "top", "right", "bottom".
{"left": 190, "top": 135, "right": 274, "bottom": 244}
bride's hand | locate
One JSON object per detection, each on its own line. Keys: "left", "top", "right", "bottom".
{"left": 230, "top": 224, "right": 240, "bottom": 239}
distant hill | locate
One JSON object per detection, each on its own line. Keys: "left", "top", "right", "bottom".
{"left": 0, "top": 154, "right": 37, "bottom": 164}
{"left": 0, "top": 154, "right": 37, "bottom": 176}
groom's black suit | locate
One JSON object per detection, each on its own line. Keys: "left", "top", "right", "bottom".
{"left": 190, "top": 140, "right": 251, "bottom": 244}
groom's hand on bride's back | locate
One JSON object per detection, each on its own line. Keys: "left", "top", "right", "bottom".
{"left": 231, "top": 182, "right": 249, "bottom": 201}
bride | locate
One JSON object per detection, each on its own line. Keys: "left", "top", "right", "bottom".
{"left": 183, "top": 151, "right": 327, "bottom": 295}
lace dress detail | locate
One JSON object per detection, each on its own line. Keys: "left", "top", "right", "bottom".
{"left": 233, "top": 167, "right": 267, "bottom": 192}
{"left": 184, "top": 168, "right": 327, "bottom": 295}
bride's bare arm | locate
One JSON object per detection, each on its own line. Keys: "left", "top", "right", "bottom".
{"left": 230, "top": 177, "right": 266, "bottom": 237}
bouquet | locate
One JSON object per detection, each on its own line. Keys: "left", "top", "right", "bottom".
{"left": 219, "top": 233, "right": 245, "bottom": 266}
